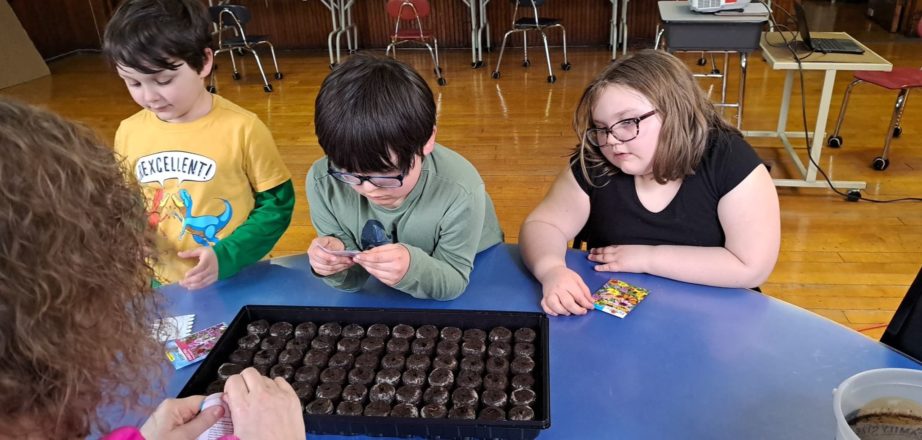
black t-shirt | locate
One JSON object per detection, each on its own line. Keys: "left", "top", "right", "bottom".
{"left": 571, "top": 131, "right": 764, "bottom": 250}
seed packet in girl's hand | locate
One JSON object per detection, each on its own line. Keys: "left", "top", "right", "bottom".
{"left": 165, "top": 322, "right": 227, "bottom": 369}
{"left": 591, "top": 279, "right": 649, "bottom": 318}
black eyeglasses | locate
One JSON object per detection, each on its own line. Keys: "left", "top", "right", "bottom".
{"left": 328, "top": 165, "right": 405, "bottom": 188}
{"left": 585, "top": 110, "right": 657, "bottom": 147}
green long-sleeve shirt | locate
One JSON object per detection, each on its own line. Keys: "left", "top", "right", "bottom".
{"left": 214, "top": 179, "right": 295, "bottom": 279}
{"left": 306, "top": 145, "right": 503, "bottom": 300}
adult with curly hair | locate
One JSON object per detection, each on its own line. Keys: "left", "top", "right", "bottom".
{"left": 0, "top": 97, "right": 303, "bottom": 439}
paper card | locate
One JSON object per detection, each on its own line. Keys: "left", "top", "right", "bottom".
{"left": 165, "top": 322, "right": 227, "bottom": 369}
{"left": 152, "top": 314, "right": 195, "bottom": 342}
{"left": 318, "top": 245, "right": 360, "bottom": 257}
{"left": 591, "top": 279, "right": 650, "bottom": 318}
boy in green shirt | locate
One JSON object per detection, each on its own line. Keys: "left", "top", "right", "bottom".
{"left": 306, "top": 53, "right": 503, "bottom": 300}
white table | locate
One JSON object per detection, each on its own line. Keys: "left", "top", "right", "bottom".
{"left": 744, "top": 32, "right": 892, "bottom": 190}
{"left": 460, "top": 0, "right": 492, "bottom": 68}
{"left": 308, "top": 0, "right": 357, "bottom": 68}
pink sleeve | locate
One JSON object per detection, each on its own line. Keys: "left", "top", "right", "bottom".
{"left": 102, "top": 426, "right": 145, "bottom": 440}
{"left": 217, "top": 436, "right": 240, "bottom": 440}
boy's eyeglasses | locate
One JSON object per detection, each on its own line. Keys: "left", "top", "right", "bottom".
{"left": 585, "top": 110, "right": 657, "bottom": 147}
{"left": 328, "top": 165, "right": 405, "bottom": 188}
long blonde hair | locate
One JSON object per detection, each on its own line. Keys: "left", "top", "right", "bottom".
{"left": 573, "top": 49, "right": 740, "bottom": 185}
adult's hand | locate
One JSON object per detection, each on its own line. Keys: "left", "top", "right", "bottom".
{"left": 223, "top": 368, "right": 304, "bottom": 440}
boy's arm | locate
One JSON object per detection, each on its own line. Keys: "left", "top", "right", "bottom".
{"left": 393, "top": 188, "right": 489, "bottom": 300}
{"left": 305, "top": 168, "right": 370, "bottom": 291}
{"left": 212, "top": 179, "right": 295, "bottom": 280}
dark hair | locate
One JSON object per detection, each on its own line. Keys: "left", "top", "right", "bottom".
{"left": 314, "top": 53, "right": 437, "bottom": 174}
{"left": 0, "top": 97, "right": 161, "bottom": 437}
{"left": 103, "top": 0, "right": 213, "bottom": 74}
{"left": 573, "top": 49, "right": 740, "bottom": 184}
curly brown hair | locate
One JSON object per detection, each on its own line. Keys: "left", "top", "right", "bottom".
{"left": 573, "top": 49, "right": 741, "bottom": 185}
{"left": 0, "top": 97, "right": 162, "bottom": 437}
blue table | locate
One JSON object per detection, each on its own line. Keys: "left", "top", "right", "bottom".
{"left": 152, "top": 244, "right": 919, "bottom": 439}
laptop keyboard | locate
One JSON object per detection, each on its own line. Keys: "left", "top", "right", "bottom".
{"left": 812, "top": 38, "right": 863, "bottom": 53}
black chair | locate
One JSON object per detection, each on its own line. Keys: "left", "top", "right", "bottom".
{"left": 491, "top": 0, "right": 571, "bottom": 84}
{"left": 208, "top": 5, "right": 282, "bottom": 93}
{"left": 881, "top": 266, "right": 922, "bottom": 362}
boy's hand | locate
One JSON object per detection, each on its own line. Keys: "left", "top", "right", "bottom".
{"left": 223, "top": 368, "right": 305, "bottom": 440}
{"left": 140, "top": 396, "right": 224, "bottom": 440}
{"left": 178, "top": 246, "right": 219, "bottom": 290}
{"left": 353, "top": 244, "right": 410, "bottom": 287}
{"left": 308, "top": 236, "right": 355, "bottom": 276}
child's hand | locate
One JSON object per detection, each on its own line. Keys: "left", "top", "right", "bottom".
{"left": 178, "top": 246, "right": 219, "bottom": 290}
{"left": 353, "top": 243, "right": 410, "bottom": 287}
{"left": 587, "top": 244, "right": 651, "bottom": 274}
{"left": 308, "top": 236, "right": 355, "bottom": 276}
{"left": 140, "top": 395, "right": 224, "bottom": 440}
{"left": 538, "top": 266, "right": 593, "bottom": 316}
{"left": 223, "top": 368, "right": 305, "bottom": 440}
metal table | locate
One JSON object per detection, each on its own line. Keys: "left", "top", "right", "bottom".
{"left": 656, "top": 1, "right": 770, "bottom": 129}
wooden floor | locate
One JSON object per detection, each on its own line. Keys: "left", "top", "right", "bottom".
{"left": 2, "top": 1, "right": 920, "bottom": 340}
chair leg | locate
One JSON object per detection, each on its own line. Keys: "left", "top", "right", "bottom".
{"left": 875, "top": 88, "right": 909, "bottom": 170}
{"left": 426, "top": 39, "right": 446, "bottom": 86}
{"left": 538, "top": 30, "right": 555, "bottom": 83}
{"left": 559, "top": 24, "right": 570, "bottom": 68}
{"left": 893, "top": 88, "right": 909, "bottom": 137}
{"left": 247, "top": 49, "right": 273, "bottom": 93}
{"left": 492, "top": 30, "right": 516, "bottom": 79}
{"left": 207, "top": 68, "right": 218, "bottom": 94}
{"left": 260, "top": 42, "right": 283, "bottom": 80}
{"left": 522, "top": 31, "right": 529, "bottom": 67}
{"left": 228, "top": 48, "right": 240, "bottom": 79}
{"left": 827, "top": 78, "right": 863, "bottom": 148}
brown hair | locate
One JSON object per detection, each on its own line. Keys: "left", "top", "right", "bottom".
{"left": 573, "top": 49, "right": 740, "bottom": 185}
{"left": 0, "top": 97, "right": 161, "bottom": 437}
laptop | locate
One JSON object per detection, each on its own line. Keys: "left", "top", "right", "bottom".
{"left": 794, "top": 2, "right": 865, "bottom": 54}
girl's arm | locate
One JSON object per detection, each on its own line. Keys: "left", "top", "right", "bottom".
{"left": 520, "top": 167, "right": 595, "bottom": 315}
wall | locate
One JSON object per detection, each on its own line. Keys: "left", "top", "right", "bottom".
{"left": 12, "top": 0, "right": 795, "bottom": 58}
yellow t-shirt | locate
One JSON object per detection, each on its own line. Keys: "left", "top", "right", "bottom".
{"left": 114, "top": 94, "right": 290, "bottom": 284}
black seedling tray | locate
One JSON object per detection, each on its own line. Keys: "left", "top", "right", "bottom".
{"left": 179, "top": 305, "right": 550, "bottom": 439}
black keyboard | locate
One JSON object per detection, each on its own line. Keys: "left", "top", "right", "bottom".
{"left": 812, "top": 38, "right": 864, "bottom": 54}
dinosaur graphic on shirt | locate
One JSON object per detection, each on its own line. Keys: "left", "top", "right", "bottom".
{"left": 173, "top": 189, "right": 233, "bottom": 246}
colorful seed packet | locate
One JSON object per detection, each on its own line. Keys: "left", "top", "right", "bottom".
{"left": 591, "top": 279, "right": 649, "bottom": 318}
{"left": 165, "top": 322, "right": 227, "bottom": 369}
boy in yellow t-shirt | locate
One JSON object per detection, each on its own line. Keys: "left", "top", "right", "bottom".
{"left": 103, "top": 0, "right": 294, "bottom": 288}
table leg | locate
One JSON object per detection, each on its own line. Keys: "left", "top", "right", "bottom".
{"left": 463, "top": 0, "right": 478, "bottom": 67}
{"left": 737, "top": 52, "right": 747, "bottom": 129}
{"left": 621, "top": 0, "right": 629, "bottom": 56}
{"left": 610, "top": 0, "right": 618, "bottom": 61}
{"left": 805, "top": 69, "right": 837, "bottom": 183}
{"left": 745, "top": 70, "right": 865, "bottom": 190}
{"left": 334, "top": 0, "right": 356, "bottom": 64}
{"left": 321, "top": 0, "right": 339, "bottom": 67}
{"left": 482, "top": 0, "right": 491, "bottom": 53}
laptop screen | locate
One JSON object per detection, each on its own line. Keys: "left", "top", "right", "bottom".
{"left": 794, "top": 2, "right": 814, "bottom": 49}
